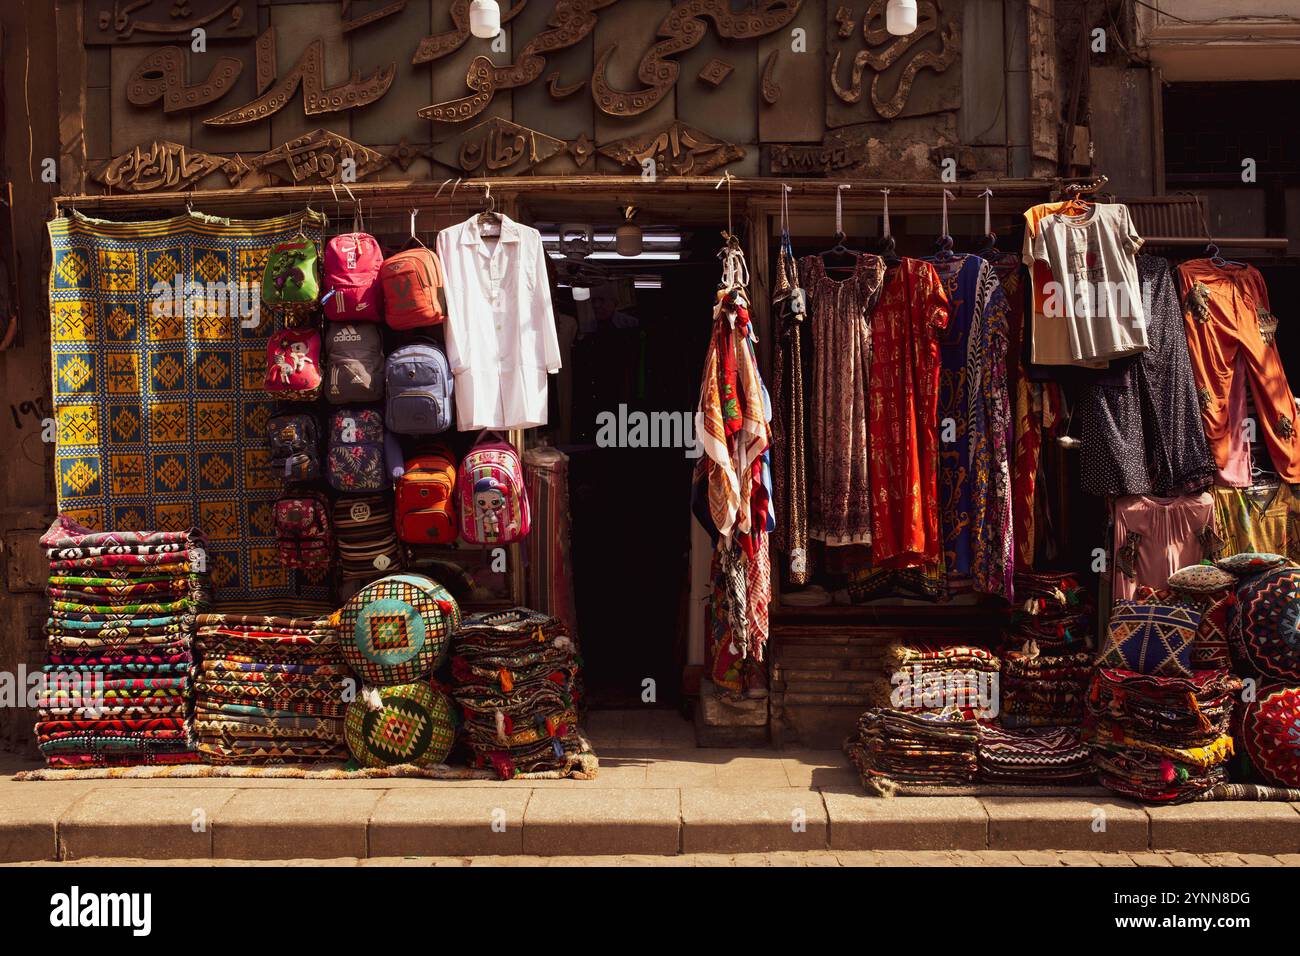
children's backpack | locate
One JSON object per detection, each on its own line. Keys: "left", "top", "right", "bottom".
{"left": 265, "top": 327, "right": 322, "bottom": 401}
{"left": 273, "top": 491, "right": 333, "bottom": 572}
{"left": 267, "top": 413, "right": 321, "bottom": 481}
{"left": 379, "top": 248, "right": 447, "bottom": 329}
{"left": 385, "top": 342, "right": 453, "bottom": 434}
{"left": 457, "top": 435, "right": 530, "bottom": 545}
{"left": 261, "top": 236, "right": 321, "bottom": 322}
{"left": 325, "top": 322, "right": 384, "bottom": 404}
{"left": 395, "top": 449, "right": 458, "bottom": 546}
{"left": 323, "top": 232, "right": 384, "bottom": 322}
{"left": 326, "top": 407, "right": 391, "bottom": 492}
{"left": 333, "top": 494, "right": 404, "bottom": 579}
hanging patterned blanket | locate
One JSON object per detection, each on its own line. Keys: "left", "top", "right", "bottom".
{"left": 48, "top": 209, "right": 326, "bottom": 602}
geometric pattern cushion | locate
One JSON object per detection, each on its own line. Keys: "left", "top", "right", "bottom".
{"left": 1232, "top": 566, "right": 1300, "bottom": 682}
{"left": 1216, "top": 552, "right": 1289, "bottom": 576}
{"left": 1194, "top": 595, "right": 1235, "bottom": 670}
{"left": 1097, "top": 600, "right": 1199, "bottom": 677}
{"left": 344, "top": 681, "right": 457, "bottom": 768}
{"left": 1167, "top": 563, "right": 1236, "bottom": 596}
{"left": 337, "top": 573, "right": 460, "bottom": 686}
{"left": 1234, "top": 684, "right": 1300, "bottom": 788}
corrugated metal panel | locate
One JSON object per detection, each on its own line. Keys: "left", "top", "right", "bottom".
{"left": 1124, "top": 195, "right": 1206, "bottom": 239}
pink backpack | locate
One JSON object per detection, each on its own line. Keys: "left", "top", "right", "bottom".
{"left": 265, "top": 327, "right": 322, "bottom": 401}
{"left": 323, "top": 232, "right": 384, "bottom": 322}
{"left": 458, "top": 434, "right": 530, "bottom": 545}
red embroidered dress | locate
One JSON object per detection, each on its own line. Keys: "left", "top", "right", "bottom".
{"left": 868, "top": 258, "right": 949, "bottom": 567}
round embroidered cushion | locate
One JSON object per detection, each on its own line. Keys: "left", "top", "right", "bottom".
{"left": 1216, "top": 552, "right": 1289, "bottom": 576}
{"left": 344, "top": 681, "right": 457, "bottom": 768}
{"left": 1232, "top": 566, "right": 1300, "bottom": 682}
{"left": 1167, "top": 563, "right": 1235, "bottom": 596}
{"left": 338, "top": 573, "right": 460, "bottom": 685}
{"left": 1234, "top": 684, "right": 1300, "bottom": 788}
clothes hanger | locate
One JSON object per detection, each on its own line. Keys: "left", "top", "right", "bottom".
{"left": 877, "top": 187, "right": 900, "bottom": 267}
{"left": 1062, "top": 174, "right": 1106, "bottom": 214}
{"left": 476, "top": 183, "right": 501, "bottom": 237}
{"left": 818, "top": 183, "right": 858, "bottom": 273}
{"left": 400, "top": 207, "right": 428, "bottom": 251}
{"left": 976, "top": 188, "right": 1020, "bottom": 269}
{"left": 928, "top": 188, "right": 959, "bottom": 263}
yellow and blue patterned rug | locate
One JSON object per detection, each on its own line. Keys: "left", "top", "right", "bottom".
{"left": 48, "top": 209, "right": 326, "bottom": 604}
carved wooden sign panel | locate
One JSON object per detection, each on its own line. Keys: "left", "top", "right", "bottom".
{"left": 598, "top": 122, "right": 744, "bottom": 177}
{"left": 431, "top": 118, "right": 566, "bottom": 176}
{"left": 87, "top": 0, "right": 255, "bottom": 44}
{"left": 93, "top": 141, "right": 227, "bottom": 191}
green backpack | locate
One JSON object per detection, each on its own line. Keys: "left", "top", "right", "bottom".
{"left": 261, "top": 236, "right": 321, "bottom": 322}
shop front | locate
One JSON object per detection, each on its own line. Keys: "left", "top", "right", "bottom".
{"left": 2, "top": 1, "right": 1299, "bottom": 812}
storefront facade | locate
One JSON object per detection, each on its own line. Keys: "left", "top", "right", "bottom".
{"left": 2, "top": 1, "right": 1297, "bottom": 773}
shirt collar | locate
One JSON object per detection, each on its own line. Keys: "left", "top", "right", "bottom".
{"left": 461, "top": 213, "right": 521, "bottom": 250}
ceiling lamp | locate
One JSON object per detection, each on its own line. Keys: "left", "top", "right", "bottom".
{"left": 886, "top": 0, "right": 918, "bottom": 36}
{"left": 469, "top": 0, "right": 501, "bottom": 39}
{"left": 615, "top": 205, "right": 643, "bottom": 257}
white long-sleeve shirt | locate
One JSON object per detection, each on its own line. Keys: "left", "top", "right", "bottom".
{"left": 435, "top": 214, "right": 561, "bottom": 430}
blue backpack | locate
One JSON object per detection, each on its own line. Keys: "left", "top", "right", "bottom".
{"left": 385, "top": 342, "right": 453, "bottom": 434}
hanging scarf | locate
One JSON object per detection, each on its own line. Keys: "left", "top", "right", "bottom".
{"left": 772, "top": 234, "right": 810, "bottom": 582}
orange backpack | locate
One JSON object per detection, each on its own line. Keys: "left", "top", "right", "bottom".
{"left": 395, "top": 449, "right": 458, "bottom": 545}
{"left": 380, "top": 248, "right": 447, "bottom": 329}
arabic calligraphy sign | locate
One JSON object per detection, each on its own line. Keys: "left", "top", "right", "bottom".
{"left": 88, "top": 0, "right": 255, "bottom": 44}
{"left": 92, "top": 141, "right": 227, "bottom": 191}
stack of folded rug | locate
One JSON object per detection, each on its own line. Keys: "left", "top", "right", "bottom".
{"left": 885, "top": 644, "right": 1000, "bottom": 719}
{"left": 977, "top": 724, "right": 1094, "bottom": 785}
{"left": 846, "top": 708, "right": 980, "bottom": 794}
{"left": 451, "top": 607, "right": 593, "bottom": 779}
{"left": 1087, "top": 668, "right": 1242, "bottom": 803}
{"left": 998, "top": 648, "right": 1093, "bottom": 729}
{"left": 36, "top": 515, "right": 207, "bottom": 769}
{"left": 193, "top": 613, "right": 348, "bottom": 764}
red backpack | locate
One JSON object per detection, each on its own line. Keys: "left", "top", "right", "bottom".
{"left": 380, "top": 248, "right": 447, "bottom": 329}
{"left": 273, "top": 491, "right": 334, "bottom": 572}
{"left": 395, "top": 449, "right": 458, "bottom": 545}
{"left": 265, "top": 327, "right": 322, "bottom": 401}
{"left": 323, "top": 232, "right": 384, "bottom": 322}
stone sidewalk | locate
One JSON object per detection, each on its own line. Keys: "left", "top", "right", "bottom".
{"left": 3, "top": 711, "right": 1299, "bottom": 863}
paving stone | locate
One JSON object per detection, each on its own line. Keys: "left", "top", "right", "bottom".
{"left": 1166, "top": 852, "right": 1208, "bottom": 867}
{"left": 1057, "top": 851, "right": 1101, "bottom": 867}
{"left": 522, "top": 789, "right": 680, "bottom": 855}
{"left": 1235, "top": 853, "right": 1283, "bottom": 866}
{"left": 1148, "top": 802, "right": 1300, "bottom": 853}
{"left": 369, "top": 788, "right": 530, "bottom": 856}
{"left": 59, "top": 787, "right": 239, "bottom": 861}
{"left": 212, "top": 789, "right": 381, "bottom": 860}
{"left": 982, "top": 797, "right": 1149, "bottom": 852}
{"left": 1128, "top": 852, "right": 1173, "bottom": 866}
{"left": 823, "top": 792, "right": 988, "bottom": 851}
{"left": 0, "top": 786, "right": 90, "bottom": 862}
{"left": 1014, "top": 850, "right": 1063, "bottom": 866}
{"left": 681, "top": 789, "right": 828, "bottom": 853}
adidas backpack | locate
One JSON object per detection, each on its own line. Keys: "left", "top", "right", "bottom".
{"left": 323, "top": 232, "right": 384, "bottom": 322}
{"left": 273, "top": 490, "right": 333, "bottom": 572}
{"left": 457, "top": 435, "right": 530, "bottom": 545}
{"left": 395, "top": 448, "right": 458, "bottom": 545}
{"left": 261, "top": 237, "right": 321, "bottom": 323}
{"left": 379, "top": 248, "right": 446, "bottom": 329}
{"left": 326, "top": 406, "right": 396, "bottom": 493}
{"left": 265, "top": 327, "right": 322, "bottom": 401}
{"left": 325, "top": 322, "right": 384, "bottom": 404}
{"left": 385, "top": 342, "right": 453, "bottom": 434}
{"left": 267, "top": 413, "right": 321, "bottom": 481}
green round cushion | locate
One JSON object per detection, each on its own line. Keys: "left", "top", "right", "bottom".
{"left": 344, "top": 681, "right": 457, "bottom": 768}
{"left": 337, "top": 573, "right": 460, "bottom": 685}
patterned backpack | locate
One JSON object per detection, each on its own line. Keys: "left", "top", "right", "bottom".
{"left": 385, "top": 342, "right": 453, "bottom": 434}
{"left": 261, "top": 236, "right": 321, "bottom": 323}
{"left": 323, "top": 232, "right": 384, "bottom": 322}
{"left": 326, "top": 407, "right": 392, "bottom": 492}
{"left": 267, "top": 413, "right": 321, "bottom": 481}
{"left": 395, "top": 448, "right": 458, "bottom": 545}
{"left": 265, "top": 327, "right": 322, "bottom": 401}
{"left": 273, "top": 491, "right": 334, "bottom": 572}
{"left": 325, "top": 322, "right": 384, "bottom": 404}
{"left": 379, "top": 248, "right": 447, "bottom": 329}
{"left": 333, "top": 494, "right": 404, "bottom": 579}
{"left": 457, "top": 434, "right": 530, "bottom": 545}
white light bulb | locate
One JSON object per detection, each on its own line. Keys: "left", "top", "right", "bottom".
{"left": 469, "top": 0, "right": 501, "bottom": 39}
{"left": 886, "top": 0, "right": 918, "bottom": 36}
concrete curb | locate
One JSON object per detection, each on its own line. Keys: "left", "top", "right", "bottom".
{"left": 3, "top": 783, "right": 1298, "bottom": 861}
